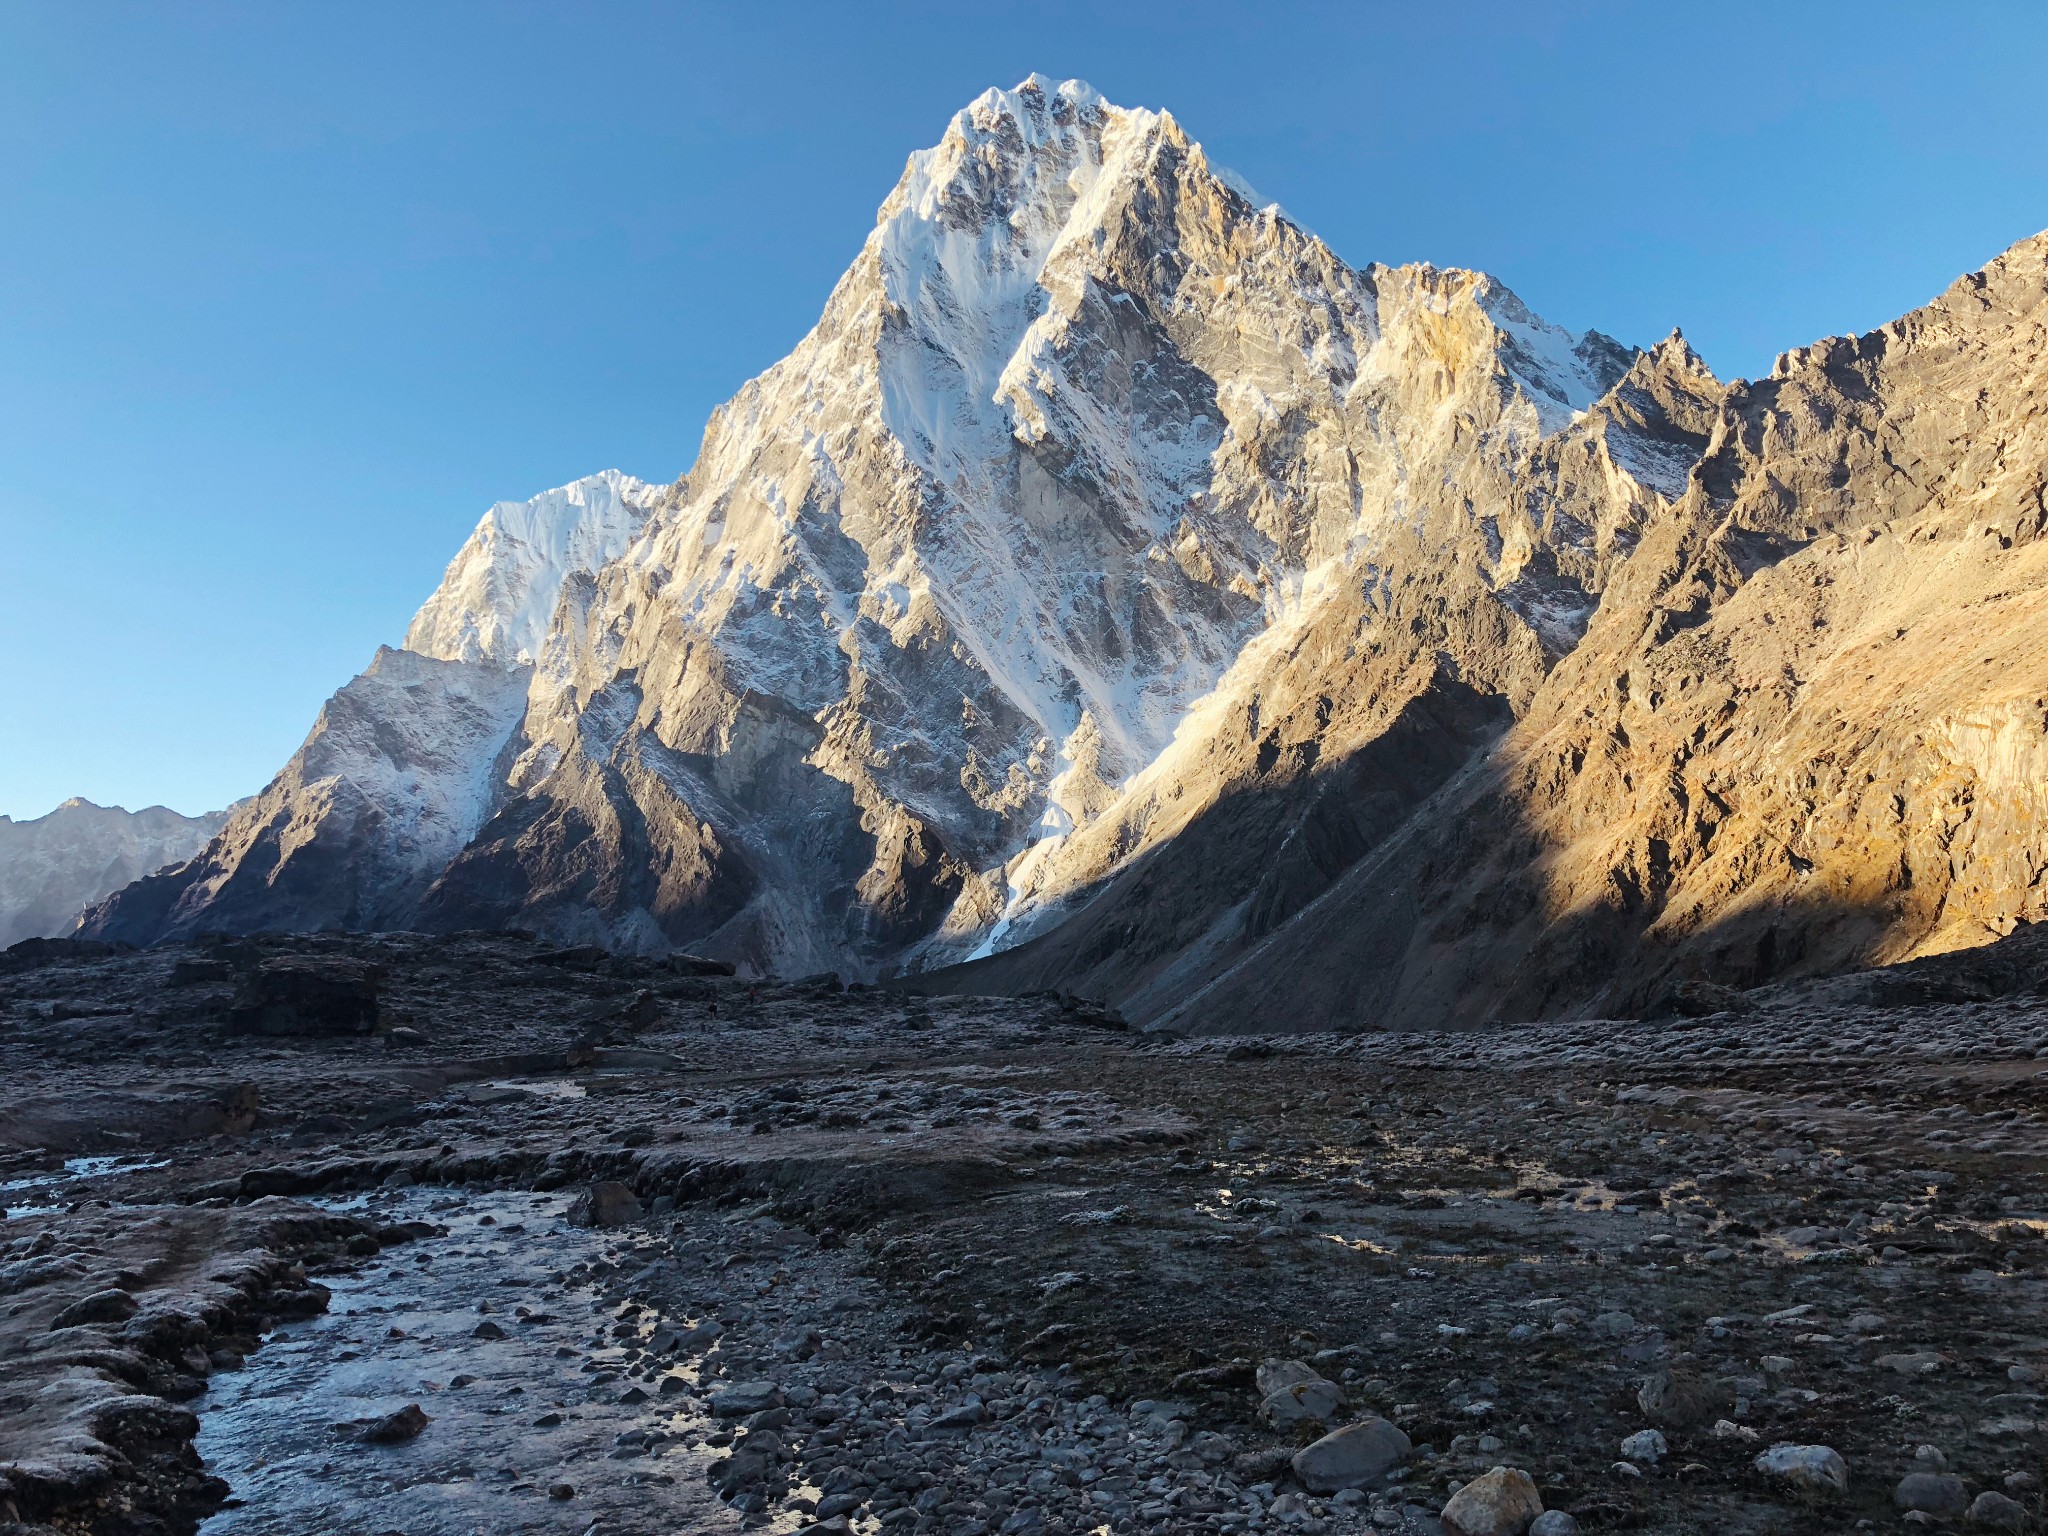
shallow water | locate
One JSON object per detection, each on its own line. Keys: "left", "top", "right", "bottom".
{"left": 0, "top": 1153, "right": 171, "bottom": 1211}
{"left": 196, "top": 1190, "right": 763, "bottom": 1535}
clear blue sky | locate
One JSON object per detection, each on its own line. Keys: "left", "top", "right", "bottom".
{"left": 2, "top": 1, "right": 2043, "bottom": 821}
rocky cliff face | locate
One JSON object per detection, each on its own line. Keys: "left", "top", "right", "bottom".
{"left": 1157, "top": 230, "right": 2048, "bottom": 1032}
{"left": 80, "top": 79, "right": 2048, "bottom": 1030}
{"left": 0, "top": 799, "right": 227, "bottom": 946}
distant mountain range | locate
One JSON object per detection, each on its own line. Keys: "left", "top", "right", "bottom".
{"left": 66, "top": 76, "right": 2048, "bottom": 1032}
{"left": 0, "top": 799, "right": 227, "bottom": 947}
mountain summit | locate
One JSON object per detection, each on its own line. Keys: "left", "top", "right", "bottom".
{"left": 81, "top": 84, "right": 2048, "bottom": 1029}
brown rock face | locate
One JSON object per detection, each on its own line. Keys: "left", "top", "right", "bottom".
{"left": 1152, "top": 231, "right": 2048, "bottom": 1032}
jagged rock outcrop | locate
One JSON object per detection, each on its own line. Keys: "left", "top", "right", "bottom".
{"left": 0, "top": 800, "right": 227, "bottom": 947}
{"left": 78, "top": 79, "right": 2048, "bottom": 1032}
{"left": 1162, "top": 230, "right": 2048, "bottom": 1032}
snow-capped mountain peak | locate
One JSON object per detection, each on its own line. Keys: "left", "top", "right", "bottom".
{"left": 404, "top": 470, "right": 662, "bottom": 669}
{"left": 83, "top": 80, "right": 1729, "bottom": 988}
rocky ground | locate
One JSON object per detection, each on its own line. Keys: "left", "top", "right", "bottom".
{"left": 4, "top": 929, "right": 2048, "bottom": 1535}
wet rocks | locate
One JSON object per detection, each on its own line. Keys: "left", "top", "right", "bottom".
{"left": 1291, "top": 1416, "right": 1412, "bottom": 1492}
{"left": 339, "top": 1402, "right": 430, "bottom": 1444}
{"left": 1441, "top": 1465, "right": 1545, "bottom": 1536}
{"left": 1754, "top": 1443, "right": 1848, "bottom": 1497}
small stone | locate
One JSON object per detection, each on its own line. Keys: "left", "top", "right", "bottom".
{"left": 1291, "top": 1417, "right": 1413, "bottom": 1493}
{"left": 1753, "top": 1443, "right": 1847, "bottom": 1497}
{"left": 1619, "top": 1429, "right": 1666, "bottom": 1465}
{"left": 1589, "top": 1312, "right": 1635, "bottom": 1338}
{"left": 471, "top": 1319, "right": 506, "bottom": 1339}
{"left": 548, "top": 1482, "right": 575, "bottom": 1500}
{"left": 1440, "top": 1465, "right": 1544, "bottom": 1536}
{"left": 1529, "top": 1515, "right": 1580, "bottom": 1536}
{"left": 1967, "top": 1490, "right": 2029, "bottom": 1531}
{"left": 1895, "top": 1474, "right": 1968, "bottom": 1516}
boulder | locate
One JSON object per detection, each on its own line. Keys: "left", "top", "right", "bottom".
{"left": 1651, "top": 979, "right": 1751, "bottom": 1017}
{"left": 1967, "top": 1490, "right": 2030, "bottom": 1531}
{"left": 1292, "top": 1417, "right": 1412, "bottom": 1492}
{"left": 226, "top": 959, "right": 380, "bottom": 1036}
{"left": 1619, "top": 1429, "right": 1666, "bottom": 1465}
{"left": 566, "top": 1181, "right": 644, "bottom": 1229}
{"left": 1441, "top": 1466, "right": 1544, "bottom": 1536}
{"left": 1636, "top": 1367, "right": 1733, "bottom": 1427}
{"left": 1528, "top": 1515, "right": 1580, "bottom": 1536}
{"left": 1896, "top": 1472, "right": 1969, "bottom": 1515}
{"left": 1255, "top": 1358, "right": 1324, "bottom": 1396}
{"left": 1754, "top": 1443, "right": 1848, "bottom": 1497}
{"left": 1259, "top": 1375, "right": 1346, "bottom": 1429}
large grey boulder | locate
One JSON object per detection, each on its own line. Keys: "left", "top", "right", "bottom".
{"left": 1441, "top": 1466, "right": 1544, "bottom": 1536}
{"left": 1291, "top": 1418, "right": 1412, "bottom": 1493}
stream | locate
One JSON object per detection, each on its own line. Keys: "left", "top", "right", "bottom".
{"left": 195, "top": 1188, "right": 778, "bottom": 1535}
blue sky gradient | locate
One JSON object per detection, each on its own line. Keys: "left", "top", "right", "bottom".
{"left": 2, "top": 1, "right": 2044, "bottom": 819}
